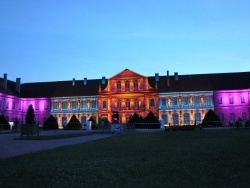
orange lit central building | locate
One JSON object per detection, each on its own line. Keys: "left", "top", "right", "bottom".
{"left": 98, "top": 69, "right": 158, "bottom": 123}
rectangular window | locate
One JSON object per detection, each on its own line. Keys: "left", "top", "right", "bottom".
{"left": 183, "top": 97, "right": 188, "bottom": 106}
{"left": 53, "top": 102, "right": 58, "bottom": 110}
{"left": 194, "top": 96, "right": 199, "bottom": 106}
{"left": 125, "top": 100, "right": 130, "bottom": 108}
{"left": 218, "top": 96, "right": 222, "bottom": 104}
{"left": 149, "top": 98, "right": 155, "bottom": 107}
{"left": 117, "top": 100, "right": 121, "bottom": 108}
{"left": 35, "top": 102, "right": 39, "bottom": 110}
{"left": 6, "top": 101, "right": 9, "bottom": 109}
{"left": 195, "top": 112, "right": 201, "bottom": 122}
{"left": 81, "top": 101, "right": 86, "bottom": 109}
{"left": 161, "top": 98, "right": 166, "bottom": 106}
{"left": 134, "top": 81, "right": 138, "bottom": 90}
{"left": 103, "top": 101, "right": 107, "bottom": 109}
{"left": 241, "top": 96, "right": 245, "bottom": 103}
{"left": 230, "top": 113, "right": 235, "bottom": 122}
{"left": 72, "top": 101, "right": 77, "bottom": 109}
{"left": 12, "top": 101, "right": 15, "bottom": 110}
{"left": 219, "top": 113, "right": 224, "bottom": 122}
{"left": 172, "top": 98, "right": 177, "bottom": 106}
{"left": 125, "top": 81, "right": 130, "bottom": 91}
{"left": 62, "top": 101, "right": 67, "bottom": 110}
{"left": 18, "top": 102, "right": 21, "bottom": 110}
{"left": 205, "top": 96, "right": 211, "bottom": 105}
{"left": 117, "top": 82, "right": 121, "bottom": 91}
{"left": 134, "top": 100, "right": 139, "bottom": 108}
{"left": 242, "top": 112, "right": 247, "bottom": 121}
{"left": 44, "top": 102, "right": 48, "bottom": 110}
{"left": 91, "top": 100, "right": 97, "bottom": 109}
{"left": 229, "top": 96, "right": 234, "bottom": 104}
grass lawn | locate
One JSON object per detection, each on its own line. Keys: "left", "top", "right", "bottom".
{"left": 1, "top": 129, "right": 250, "bottom": 187}
{"left": 15, "top": 132, "right": 94, "bottom": 140}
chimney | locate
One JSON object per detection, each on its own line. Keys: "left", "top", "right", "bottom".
{"left": 3, "top": 73, "right": 7, "bottom": 90}
{"left": 155, "top": 73, "right": 159, "bottom": 82}
{"left": 16, "top": 78, "right": 21, "bottom": 93}
{"left": 174, "top": 72, "right": 179, "bottom": 81}
{"left": 102, "top": 76, "right": 106, "bottom": 85}
{"left": 83, "top": 78, "right": 87, "bottom": 85}
{"left": 167, "top": 70, "right": 170, "bottom": 87}
{"left": 72, "top": 78, "right": 75, "bottom": 86}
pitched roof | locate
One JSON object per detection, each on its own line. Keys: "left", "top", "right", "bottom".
{"left": 21, "top": 79, "right": 107, "bottom": 98}
{"left": 0, "top": 78, "right": 20, "bottom": 96}
{"left": 148, "top": 72, "right": 250, "bottom": 92}
{"left": 2, "top": 71, "right": 250, "bottom": 98}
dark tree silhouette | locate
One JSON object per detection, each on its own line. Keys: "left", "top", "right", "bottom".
{"left": 25, "top": 105, "right": 35, "bottom": 124}
{"left": 0, "top": 115, "right": 10, "bottom": 130}
{"left": 66, "top": 115, "right": 82, "bottom": 129}
{"left": 143, "top": 111, "right": 160, "bottom": 129}
{"left": 127, "top": 113, "right": 143, "bottom": 128}
{"left": 202, "top": 109, "right": 222, "bottom": 127}
{"left": 43, "top": 114, "right": 59, "bottom": 130}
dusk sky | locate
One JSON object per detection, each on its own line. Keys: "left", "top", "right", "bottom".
{"left": 1, "top": 0, "right": 250, "bottom": 83}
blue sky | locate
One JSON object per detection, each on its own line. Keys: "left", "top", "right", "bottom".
{"left": 1, "top": 0, "right": 250, "bottom": 83}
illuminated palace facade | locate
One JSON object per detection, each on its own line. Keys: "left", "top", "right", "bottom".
{"left": 0, "top": 69, "right": 250, "bottom": 128}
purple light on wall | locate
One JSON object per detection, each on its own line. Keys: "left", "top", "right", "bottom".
{"left": 214, "top": 89, "right": 250, "bottom": 124}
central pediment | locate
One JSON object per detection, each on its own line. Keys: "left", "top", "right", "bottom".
{"left": 110, "top": 69, "right": 145, "bottom": 79}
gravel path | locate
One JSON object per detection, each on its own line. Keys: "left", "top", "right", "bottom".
{"left": 0, "top": 130, "right": 114, "bottom": 159}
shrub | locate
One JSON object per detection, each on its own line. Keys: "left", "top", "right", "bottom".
{"left": 202, "top": 109, "right": 222, "bottom": 127}
{"left": 43, "top": 114, "right": 59, "bottom": 130}
{"left": 66, "top": 115, "right": 82, "bottom": 129}
{"left": 25, "top": 104, "right": 35, "bottom": 124}
{"left": 141, "top": 112, "right": 160, "bottom": 129}
{"left": 0, "top": 115, "right": 10, "bottom": 130}
{"left": 127, "top": 113, "right": 143, "bottom": 129}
